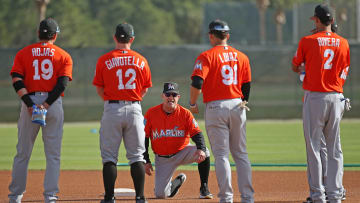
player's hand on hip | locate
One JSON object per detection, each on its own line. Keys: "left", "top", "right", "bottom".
{"left": 145, "top": 163, "right": 153, "bottom": 176}
{"left": 194, "top": 149, "right": 206, "bottom": 163}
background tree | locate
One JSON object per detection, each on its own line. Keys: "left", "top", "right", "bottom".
{"left": 256, "top": 0, "right": 270, "bottom": 45}
{"left": 36, "top": 0, "right": 50, "bottom": 22}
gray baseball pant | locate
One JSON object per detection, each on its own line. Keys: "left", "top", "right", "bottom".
{"left": 153, "top": 144, "right": 210, "bottom": 198}
{"left": 205, "top": 98, "right": 254, "bottom": 203}
{"left": 303, "top": 91, "right": 344, "bottom": 203}
{"left": 9, "top": 93, "right": 63, "bottom": 203}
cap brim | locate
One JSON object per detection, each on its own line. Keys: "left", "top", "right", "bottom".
{"left": 163, "top": 90, "right": 179, "bottom": 94}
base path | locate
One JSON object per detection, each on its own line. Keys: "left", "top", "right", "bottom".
{"left": 0, "top": 170, "right": 359, "bottom": 202}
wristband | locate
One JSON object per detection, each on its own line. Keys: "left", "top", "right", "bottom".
{"left": 21, "top": 94, "right": 35, "bottom": 107}
{"left": 189, "top": 102, "right": 197, "bottom": 108}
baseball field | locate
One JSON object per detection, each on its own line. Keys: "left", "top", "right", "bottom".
{"left": 1, "top": 120, "right": 359, "bottom": 202}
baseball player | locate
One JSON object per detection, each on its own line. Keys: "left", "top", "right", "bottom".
{"left": 9, "top": 18, "right": 73, "bottom": 203}
{"left": 92, "top": 23, "right": 151, "bottom": 203}
{"left": 303, "top": 22, "right": 346, "bottom": 203}
{"left": 189, "top": 19, "right": 254, "bottom": 203}
{"left": 143, "top": 82, "right": 213, "bottom": 199}
{"left": 292, "top": 4, "right": 350, "bottom": 203}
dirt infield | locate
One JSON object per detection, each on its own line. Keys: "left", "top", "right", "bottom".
{"left": 0, "top": 170, "right": 359, "bottom": 203}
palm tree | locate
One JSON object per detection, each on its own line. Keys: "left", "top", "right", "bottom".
{"left": 36, "top": 0, "right": 50, "bottom": 23}
{"left": 256, "top": 0, "right": 270, "bottom": 45}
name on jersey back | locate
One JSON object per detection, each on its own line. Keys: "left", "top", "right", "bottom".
{"left": 32, "top": 48, "right": 55, "bottom": 57}
{"left": 105, "top": 56, "right": 145, "bottom": 70}
{"left": 218, "top": 52, "right": 238, "bottom": 63}
{"left": 317, "top": 37, "right": 340, "bottom": 47}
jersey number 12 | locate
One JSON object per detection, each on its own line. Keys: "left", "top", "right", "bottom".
{"left": 117, "top": 68, "right": 136, "bottom": 90}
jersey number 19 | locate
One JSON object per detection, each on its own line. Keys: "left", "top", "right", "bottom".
{"left": 33, "top": 59, "right": 53, "bottom": 80}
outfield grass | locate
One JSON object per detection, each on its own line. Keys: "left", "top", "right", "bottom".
{"left": 1, "top": 120, "right": 359, "bottom": 170}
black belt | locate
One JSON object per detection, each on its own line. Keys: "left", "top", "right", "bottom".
{"left": 157, "top": 153, "right": 177, "bottom": 158}
{"left": 108, "top": 100, "right": 140, "bottom": 104}
{"left": 28, "top": 92, "right": 47, "bottom": 95}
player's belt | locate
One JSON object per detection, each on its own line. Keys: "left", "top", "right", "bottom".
{"left": 28, "top": 92, "right": 47, "bottom": 96}
{"left": 157, "top": 153, "right": 177, "bottom": 158}
{"left": 108, "top": 100, "right": 140, "bottom": 104}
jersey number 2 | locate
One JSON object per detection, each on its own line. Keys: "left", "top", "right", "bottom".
{"left": 33, "top": 59, "right": 53, "bottom": 80}
{"left": 117, "top": 68, "right": 136, "bottom": 90}
{"left": 221, "top": 64, "right": 238, "bottom": 85}
{"left": 324, "top": 49, "right": 334, "bottom": 70}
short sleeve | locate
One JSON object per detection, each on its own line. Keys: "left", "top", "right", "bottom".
{"left": 191, "top": 54, "right": 210, "bottom": 81}
{"left": 10, "top": 50, "right": 25, "bottom": 76}
{"left": 241, "top": 54, "right": 251, "bottom": 84}
{"left": 292, "top": 38, "right": 305, "bottom": 67}
{"left": 143, "top": 59, "right": 152, "bottom": 89}
{"left": 59, "top": 53, "right": 73, "bottom": 80}
{"left": 92, "top": 58, "right": 104, "bottom": 87}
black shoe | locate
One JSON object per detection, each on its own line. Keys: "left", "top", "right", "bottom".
{"left": 100, "top": 197, "right": 115, "bottom": 203}
{"left": 168, "top": 173, "right": 186, "bottom": 198}
{"left": 135, "top": 196, "right": 148, "bottom": 203}
{"left": 304, "top": 197, "right": 312, "bottom": 203}
{"left": 199, "top": 183, "right": 213, "bottom": 199}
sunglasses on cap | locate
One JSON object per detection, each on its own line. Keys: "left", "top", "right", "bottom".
{"left": 165, "top": 93, "right": 179, "bottom": 97}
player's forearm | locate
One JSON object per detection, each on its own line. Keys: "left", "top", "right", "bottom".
{"left": 12, "top": 76, "right": 34, "bottom": 107}
{"left": 190, "top": 86, "right": 201, "bottom": 105}
{"left": 292, "top": 64, "right": 300, "bottom": 73}
{"left": 143, "top": 137, "right": 151, "bottom": 163}
{"left": 95, "top": 86, "right": 105, "bottom": 100}
{"left": 141, "top": 88, "right": 148, "bottom": 97}
{"left": 45, "top": 76, "right": 69, "bottom": 106}
{"left": 191, "top": 132, "right": 206, "bottom": 152}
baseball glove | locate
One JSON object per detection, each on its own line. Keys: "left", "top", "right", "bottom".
{"left": 31, "top": 105, "right": 47, "bottom": 126}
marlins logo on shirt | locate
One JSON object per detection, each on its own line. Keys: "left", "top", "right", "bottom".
{"left": 194, "top": 60, "right": 202, "bottom": 70}
{"left": 152, "top": 126, "right": 185, "bottom": 140}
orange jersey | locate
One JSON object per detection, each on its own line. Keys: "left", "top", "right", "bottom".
{"left": 10, "top": 42, "right": 73, "bottom": 94}
{"left": 92, "top": 49, "right": 152, "bottom": 101}
{"left": 144, "top": 104, "right": 201, "bottom": 156}
{"left": 293, "top": 31, "right": 350, "bottom": 93}
{"left": 191, "top": 45, "right": 251, "bottom": 103}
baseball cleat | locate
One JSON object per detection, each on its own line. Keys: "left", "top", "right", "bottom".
{"left": 304, "top": 197, "right": 312, "bottom": 203}
{"left": 168, "top": 173, "right": 186, "bottom": 198}
{"left": 100, "top": 197, "right": 115, "bottom": 203}
{"left": 199, "top": 183, "right": 213, "bottom": 199}
{"left": 341, "top": 189, "right": 346, "bottom": 201}
{"left": 135, "top": 196, "right": 148, "bottom": 203}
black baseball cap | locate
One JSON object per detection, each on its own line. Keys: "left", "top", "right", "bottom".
{"left": 39, "top": 18, "right": 60, "bottom": 34}
{"left": 312, "top": 4, "right": 333, "bottom": 24}
{"left": 163, "top": 82, "right": 179, "bottom": 94}
{"left": 209, "top": 19, "right": 230, "bottom": 33}
{"left": 115, "top": 23, "right": 135, "bottom": 40}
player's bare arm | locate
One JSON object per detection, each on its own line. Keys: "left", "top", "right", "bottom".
{"left": 145, "top": 163, "right": 153, "bottom": 176}
{"left": 95, "top": 86, "right": 105, "bottom": 100}
{"left": 141, "top": 88, "right": 148, "bottom": 97}
{"left": 189, "top": 86, "right": 201, "bottom": 114}
{"left": 291, "top": 63, "right": 300, "bottom": 73}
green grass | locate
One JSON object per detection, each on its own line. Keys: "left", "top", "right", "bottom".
{"left": 1, "top": 120, "right": 359, "bottom": 170}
